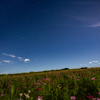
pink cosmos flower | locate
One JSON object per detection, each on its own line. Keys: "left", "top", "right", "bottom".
{"left": 17, "top": 87, "right": 20, "bottom": 90}
{"left": 87, "top": 95, "right": 94, "bottom": 98}
{"left": 37, "top": 96, "right": 42, "bottom": 100}
{"left": 91, "top": 77, "right": 95, "bottom": 80}
{"left": 44, "top": 83, "right": 46, "bottom": 85}
{"left": 57, "top": 75, "right": 60, "bottom": 77}
{"left": 1, "top": 94, "right": 5, "bottom": 96}
{"left": 70, "top": 96, "right": 76, "bottom": 100}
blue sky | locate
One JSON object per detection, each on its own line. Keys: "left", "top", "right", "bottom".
{"left": 0, "top": 0, "right": 100, "bottom": 74}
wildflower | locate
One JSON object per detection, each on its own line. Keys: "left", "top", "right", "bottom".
{"left": 1, "top": 94, "right": 5, "bottom": 96}
{"left": 37, "top": 88, "right": 42, "bottom": 91}
{"left": 19, "top": 93, "right": 23, "bottom": 97}
{"left": 70, "top": 96, "right": 76, "bottom": 100}
{"left": 38, "top": 83, "right": 41, "bottom": 85}
{"left": 0, "top": 85, "right": 3, "bottom": 87}
{"left": 28, "top": 90, "right": 31, "bottom": 93}
{"left": 86, "top": 75, "right": 88, "bottom": 77}
{"left": 57, "top": 84, "right": 61, "bottom": 87}
{"left": 57, "top": 84, "right": 62, "bottom": 89}
{"left": 37, "top": 96, "right": 42, "bottom": 100}
{"left": 63, "top": 87, "right": 66, "bottom": 89}
{"left": 50, "top": 80, "right": 52, "bottom": 82}
{"left": 57, "top": 75, "right": 60, "bottom": 77}
{"left": 46, "top": 78, "right": 49, "bottom": 80}
{"left": 24, "top": 87, "right": 27, "bottom": 89}
{"left": 91, "top": 77, "right": 95, "bottom": 80}
{"left": 17, "top": 87, "right": 20, "bottom": 90}
{"left": 7, "top": 86, "right": 9, "bottom": 88}
{"left": 87, "top": 95, "right": 94, "bottom": 98}
{"left": 17, "top": 98, "right": 23, "bottom": 100}
{"left": 0, "top": 92, "right": 3, "bottom": 94}
{"left": 44, "top": 83, "right": 46, "bottom": 85}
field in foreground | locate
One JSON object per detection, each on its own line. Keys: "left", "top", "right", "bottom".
{"left": 0, "top": 67, "right": 100, "bottom": 100}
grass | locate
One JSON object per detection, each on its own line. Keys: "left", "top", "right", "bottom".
{"left": 0, "top": 67, "right": 100, "bottom": 100}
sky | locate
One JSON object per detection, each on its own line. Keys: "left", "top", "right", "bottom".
{"left": 0, "top": 0, "right": 100, "bottom": 75}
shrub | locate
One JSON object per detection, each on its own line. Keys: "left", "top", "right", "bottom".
{"left": 62, "top": 68, "right": 69, "bottom": 70}
{"left": 1, "top": 73, "right": 7, "bottom": 76}
{"left": 80, "top": 67, "right": 88, "bottom": 69}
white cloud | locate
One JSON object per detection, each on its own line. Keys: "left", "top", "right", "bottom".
{"left": 0, "top": 62, "right": 1, "bottom": 63}
{"left": 35, "top": 59, "right": 37, "bottom": 60}
{"left": 24, "top": 59, "right": 30, "bottom": 63}
{"left": 2, "top": 52, "right": 30, "bottom": 63}
{"left": 88, "top": 22, "right": 100, "bottom": 27}
{"left": 3, "top": 53, "right": 8, "bottom": 56}
{"left": 89, "top": 62, "right": 92, "bottom": 64}
{"left": 18, "top": 57, "right": 23, "bottom": 61}
{"left": 3, "top": 60, "right": 11, "bottom": 63}
{"left": 99, "top": 63, "right": 100, "bottom": 64}
{"left": 9, "top": 54, "right": 15, "bottom": 58}
{"left": 3, "top": 53, "right": 15, "bottom": 57}
{"left": 92, "top": 61, "right": 98, "bottom": 62}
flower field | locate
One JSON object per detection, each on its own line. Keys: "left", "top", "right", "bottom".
{"left": 0, "top": 67, "right": 100, "bottom": 100}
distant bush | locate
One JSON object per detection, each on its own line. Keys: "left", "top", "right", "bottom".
{"left": 21, "top": 73, "right": 26, "bottom": 75}
{"left": 1, "top": 74, "right": 7, "bottom": 76}
{"left": 15, "top": 73, "right": 20, "bottom": 75}
{"left": 50, "top": 70, "right": 55, "bottom": 71}
{"left": 29, "top": 72, "right": 36, "bottom": 73}
{"left": 43, "top": 70, "right": 50, "bottom": 72}
{"left": 80, "top": 67, "right": 88, "bottom": 69}
{"left": 62, "top": 68, "right": 69, "bottom": 70}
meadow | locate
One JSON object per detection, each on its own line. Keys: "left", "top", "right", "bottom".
{"left": 0, "top": 67, "right": 100, "bottom": 100}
